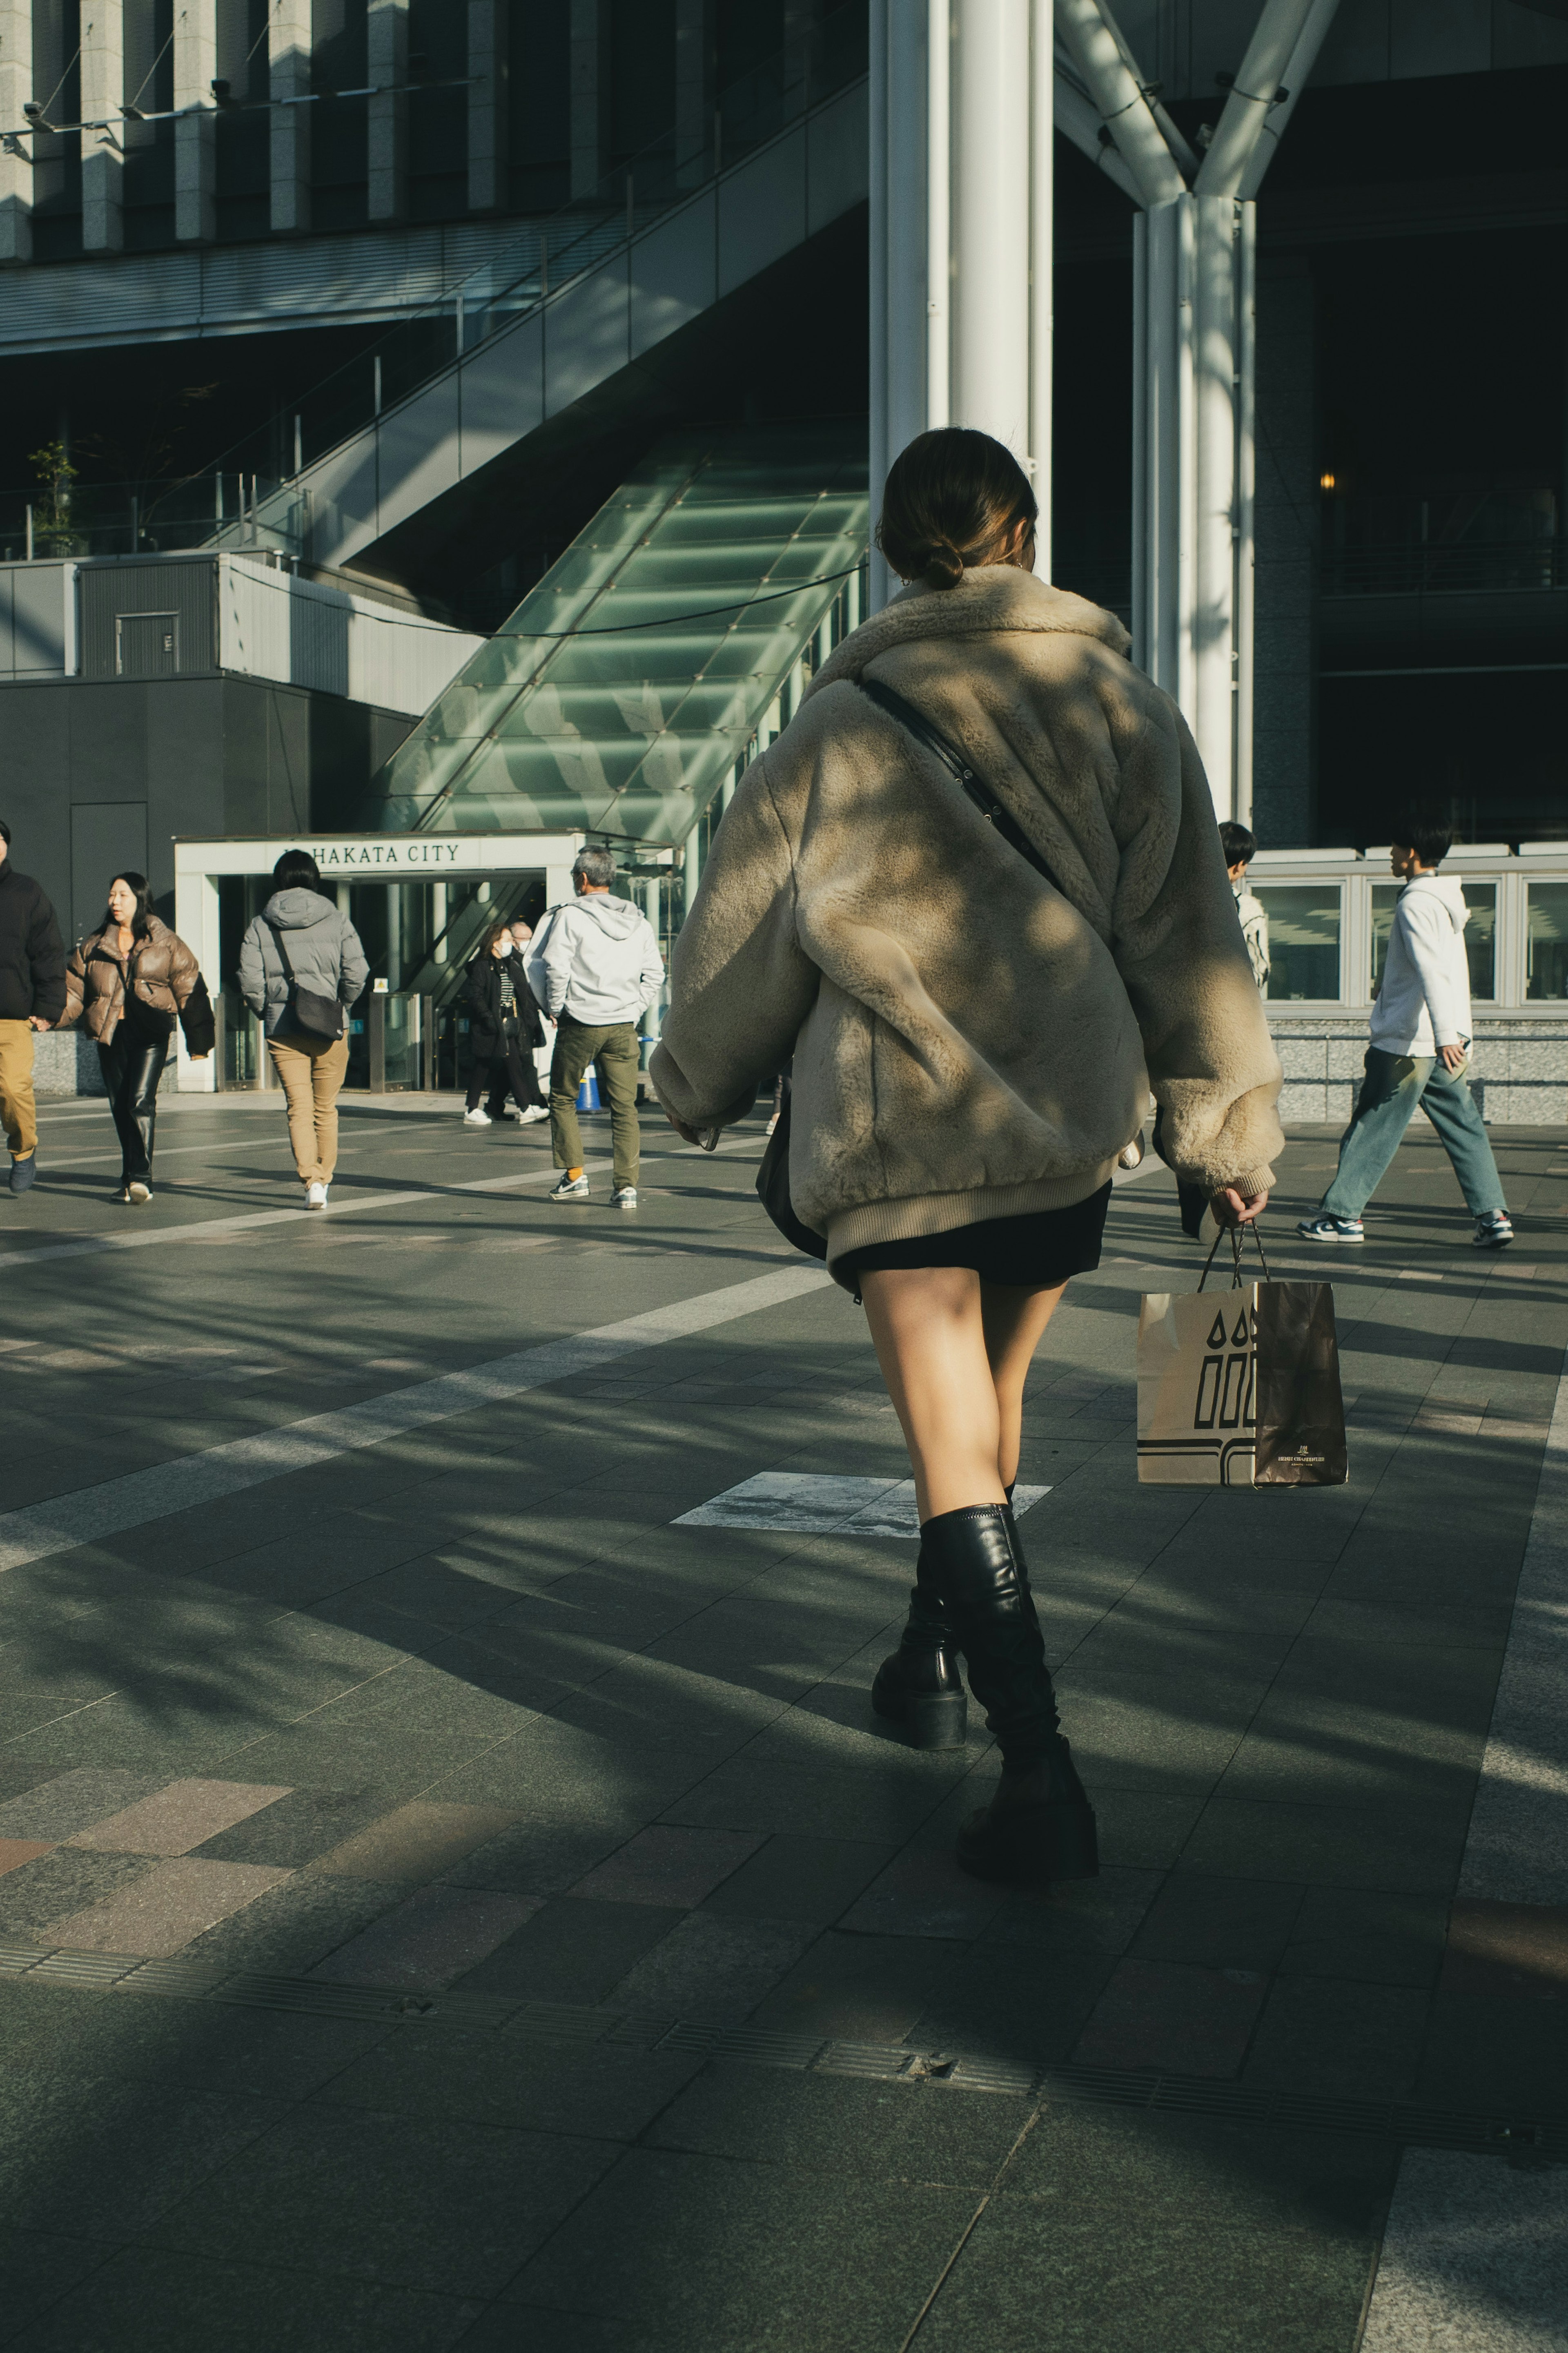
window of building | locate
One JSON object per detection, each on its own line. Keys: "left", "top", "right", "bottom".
{"left": 507, "top": 0, "right": 570, "bottom": 211}
{"left": 312, "top": 0, "right": 369, "bottom": 231}
{"left": 408, "top": 0, "right": 467, "bottom": 222}
{"left": 1372, "top": 882, "right": 1496, "bottom": 1002}
{"left": 1254, "top": 888, "right": 1341, "bottom": 1001}
{"left": 215, "top": 0, "right": 272, "bottom": 241}
{"left": 606, "top": 0, "right": 676, "bottom": 176}
{"left": 1526, "top": 884, "right": 1568, "bottom": 1001}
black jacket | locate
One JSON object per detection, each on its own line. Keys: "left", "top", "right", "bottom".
{"left": 464, "top": 950, "right": 543, "bottom": 1054}
{"left": 0, "top": 865, "right": 67, "bottom": 1024}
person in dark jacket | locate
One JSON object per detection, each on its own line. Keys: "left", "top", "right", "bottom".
{"left": 0, "top": 819, "right": 67, "bottom": 1195}
{"left": 237, "top": 849, "right": 369, "bottom": 1209}
{"left": 462, "top": 919, "right": 547, "bottom": 1126}
{"left": 60, "top": 873, "right": 214, "bottom": 1203}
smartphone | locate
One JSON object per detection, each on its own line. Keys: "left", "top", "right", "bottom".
{"left": 698, "top": 1127, "right": 722, "bottom": 1151}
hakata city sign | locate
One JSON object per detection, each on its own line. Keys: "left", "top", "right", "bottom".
{"left": 174, "top": 832, "right": 586, "bottom": 879}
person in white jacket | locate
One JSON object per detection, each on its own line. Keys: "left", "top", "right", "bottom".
{"left": 527, "top": 847, "right": 664, "bottom": 1207}
{"left": 1299, "top": 818, "right": 1512, "bottom": 1248}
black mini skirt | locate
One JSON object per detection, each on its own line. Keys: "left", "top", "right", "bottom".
{"left": 842, "top": 1181, "right": 1112, "bottom": 1290}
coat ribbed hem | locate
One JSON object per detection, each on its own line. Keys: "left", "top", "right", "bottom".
{"left": 825, "top": 1164, "right": 1116, "bottom": 1270}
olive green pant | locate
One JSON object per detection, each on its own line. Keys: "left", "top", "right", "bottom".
{"left": 548, "top": 1013, "right": 642, "bottom": 1189}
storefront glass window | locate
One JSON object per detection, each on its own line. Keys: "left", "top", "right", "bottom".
{"left": 1254, "top": 888, "right": 1341, "bottom": 1001}
{"left": 1526, "top": 884, "right": 1568, "bottom": 1000}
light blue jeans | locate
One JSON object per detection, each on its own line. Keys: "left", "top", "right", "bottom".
{"left": 1322, "top": 1046, "right": 1507, "bottom": 1220}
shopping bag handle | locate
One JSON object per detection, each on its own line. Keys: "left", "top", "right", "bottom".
{"left": 1198, "top": 1216, "right": 1272, "bottom": 1291}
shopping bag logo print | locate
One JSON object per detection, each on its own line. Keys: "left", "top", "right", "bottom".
{"left": 1194, "top": 1307, "right": 1256, "bottom": 1438}
{"left": 1137, "top": 1244, "right": 1347, "bottom": 1489}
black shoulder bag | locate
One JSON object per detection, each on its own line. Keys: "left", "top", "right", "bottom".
{"left": 267, "top": 921, "right": 345, "bottom": 1042}
{"left": 754, "top": 678, "right": 1063, "bottom": 1259}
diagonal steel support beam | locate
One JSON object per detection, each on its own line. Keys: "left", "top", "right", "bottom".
{"left": 1194, "top": 0, "right": 1319, "bottom": 198}
{"left": 1054, "top": 0, "right": 1184, "bottom": 207}
{"left": 1238, "top": 0, "right": 1343, "bottom": 198}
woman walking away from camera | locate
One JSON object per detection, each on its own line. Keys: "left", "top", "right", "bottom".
{"left": 61, "top": 873, "right": 214, "bottom": 1203}
{"left": 462, "top": 919, "right": 548, "bottom": 1126}
{"left": 653, "top": 428, "right": 1282, "bottom": 1887}
{"left": 238, "top": 850, "right": 368, "bottom": 1209}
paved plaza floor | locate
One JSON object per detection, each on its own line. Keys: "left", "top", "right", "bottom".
{"left": 0, "top": 1091, "right": 1565, "bottom": 2350}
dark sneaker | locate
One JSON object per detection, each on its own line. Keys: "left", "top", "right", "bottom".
{"left": 1474, "top": 1211, "right": 1514, "bottom": 1250}
{"left": 611, "top": 1186, "right": 638, "bottom": 1210}
{"left": 1297, "top": 1213, "right": 1363, "bottom": 1243}
{"left": 548, "top": 1173, "right": 590, "bottom": 1202}
{"left": 9, "top": 1153, "right": 38, "bottom": 1194}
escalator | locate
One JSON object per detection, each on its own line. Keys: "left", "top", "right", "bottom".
{"left": 360, "top": 422, "right": 869, "bottom": 849}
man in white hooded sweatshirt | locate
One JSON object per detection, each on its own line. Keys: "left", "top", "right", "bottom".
{"left": 1300, "top": 817, "right": 1512, "bottom": 1248}
{"left": 528, "top": 847, "right": 664, "bottom": 1207}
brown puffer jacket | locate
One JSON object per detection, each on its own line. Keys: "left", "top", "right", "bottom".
{"left": 62, "top": 915, "right": 214, "bottom": 1051}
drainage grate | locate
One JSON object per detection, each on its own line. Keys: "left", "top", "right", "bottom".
{"left": 0, "top": 1938, "right": 1562, "bottom": 2158}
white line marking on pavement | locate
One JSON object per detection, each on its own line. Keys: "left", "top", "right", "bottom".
{"left": 0, "top": 1262, "right": 833, "bottom": 1572}
{"left": 1456, "top": 1337, "right": 1568, "bottom": 1906}
{"left": 675, "top": 1472, "right": 1050, "bottom": 1539}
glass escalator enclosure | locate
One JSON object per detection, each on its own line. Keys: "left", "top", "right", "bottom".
{"left": 361, "top": 426, "right": 869, "bottom": 846}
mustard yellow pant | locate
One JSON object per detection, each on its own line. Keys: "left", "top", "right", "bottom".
{"left": 0, "top": 1020, "right": 37, "bottom": 1160}
{"left": 268, "top": 1032, "right": 349, "bottom": 1187}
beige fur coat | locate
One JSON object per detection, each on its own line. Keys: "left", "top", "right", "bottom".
{"left": 651, "top": 568, "right": 1282, "bottom": 1275}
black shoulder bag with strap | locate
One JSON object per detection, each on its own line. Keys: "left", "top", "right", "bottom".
{"left": 755, "top": 677, "right": 1063, "bottom": 1260}
{"left": 267, "top": 921, "right": 345, "bottom": 1042}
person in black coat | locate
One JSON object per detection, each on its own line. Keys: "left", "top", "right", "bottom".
{"left": 0, "top": 819, "right": 67, "bottom": 1194}
{"left": 462, "top": 919, "right": 547, "bottom": 1125}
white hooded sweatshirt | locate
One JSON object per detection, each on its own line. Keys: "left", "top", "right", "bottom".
{"left": 528, "top": 891, "right": 664, "bottom": 1026}
{"left": 1370, "top": 872, "right": 1471, "bottom": 1057}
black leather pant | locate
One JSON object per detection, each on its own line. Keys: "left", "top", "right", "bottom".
{"left": 98, "top": 1032, "right": 169, "bottom": 1181}
{"left": 920, "top": 1505, "right": 1061, "bottom": 1771}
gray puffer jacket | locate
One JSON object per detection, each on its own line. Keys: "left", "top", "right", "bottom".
{"left": 238, "top": 889, "right": 370, "bottom": 1037}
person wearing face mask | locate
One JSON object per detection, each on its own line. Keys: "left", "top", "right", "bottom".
{"left": 462, "top": 919, "right": 548, "bottom": 1126}
{"left": 60, "top": 873, "right": 214, "bottom": 1202}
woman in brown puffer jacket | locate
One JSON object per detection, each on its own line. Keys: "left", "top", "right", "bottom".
{"left": 61, "top": 872, "right": 214, "bottom": 1202}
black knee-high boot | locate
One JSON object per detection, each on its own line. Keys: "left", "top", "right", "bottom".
{"left": 871, "top": 1546, "right": 967, "bottom": 1749}
{"left": 920, "top": 1503, "right": 1098, "bottom": 1883}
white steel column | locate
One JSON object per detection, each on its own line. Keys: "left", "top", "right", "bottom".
{"left": 367, "top": 0, "right": 409, "bottom": 223}
{"left": 868, "top": 0, "right": 889, "bottom": 609}
{"left": 468, "top": 0, "right": 508, "bottom": 211}
{"left": 174, "top": 0, "right": 217, "bottom": 243}
{"left": 0, "top": 0, "right": 33, "bottom": 261}
{"left": 1235, "top": 200, "right": 1258, "bottom": 826}
{"left": 950, "top": 0, "right": 1029, "bottom": 452}
{"left": 80, "top": 1, "right": 125, "bottom": 252}
{"left": 1028, "top": 0, "right": 1052, "bottom": 576}
{"left": 270, "top": 0, "right": 312, "bottom": 234}
{"left": 1192, "top": 192, "right": 1238, "bottom": 801}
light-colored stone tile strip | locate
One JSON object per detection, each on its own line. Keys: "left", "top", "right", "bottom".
{"left": 65, "top": 1779, "right": 293, "bottom": 1857}
{"left": 1360, "top": 2150, "right": 1568, "bottom": 2353}
{"left": 41, "top": 1858, "right": 293, "bottom": 1959}
{"left": 0, "top": 1263, "right": 833, "bottom": 1575}
{"left": 1363, "top": 1343, "right": 1568, "bottom": 2352}
{"left": 1458, "top": 1338, "right": 1568, "bottom": 1908}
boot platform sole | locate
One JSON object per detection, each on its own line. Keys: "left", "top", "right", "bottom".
{"left": 871, "top": 1679, "right": 967, "bottom": 1751}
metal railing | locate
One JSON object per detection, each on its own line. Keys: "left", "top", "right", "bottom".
{"left": 1321, "top": 539, "right": 1567, "bottom": 598}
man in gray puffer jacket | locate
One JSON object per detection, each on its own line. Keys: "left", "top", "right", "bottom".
{"left": 238, "top": 849, "right": 369, "bottom": 1207}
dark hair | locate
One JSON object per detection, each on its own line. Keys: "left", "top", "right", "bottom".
{"left": 1219, "top": 822, "right": 1256, "bottom": 868}
{"left": 102, "top": 871, "right": 156, "bottom": 941}
{"left": 0, "top": 819, "right": 10, "bottom": 848}
{"left": 1393, "top": 814, "right": 1453, "bottom": 868}
{"left": 573, "top": 846, "right": 616, "bottom": 888}
{"left": 480, "top": 917, "right": 514, "bottom": 956}
{"left": 272, "top": 848, "right": 321, "bottom": 892}
{"left": 876, "top": 428, "right": 1037, "bottom": 592}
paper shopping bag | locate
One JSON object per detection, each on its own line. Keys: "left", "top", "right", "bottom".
{"left": 1137, "top": 1231, "right": 1347, "bottom": 1488}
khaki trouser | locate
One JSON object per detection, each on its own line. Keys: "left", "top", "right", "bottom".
{"left": 268, "top": 1031, "right": 349, "bottom": 1187}
{"left": 0, "top": 1019, "right": 37, "bottom": 1160}
{"left": 548, "top": 1013, "right": 642, "bottom": 1189}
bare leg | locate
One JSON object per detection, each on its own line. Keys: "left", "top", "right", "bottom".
{"left": 981, "top": 1282, "right": 1067, "bottom": 1492}
{"left": 860, "top": 1268, "right": 1066, "bottom": 1515}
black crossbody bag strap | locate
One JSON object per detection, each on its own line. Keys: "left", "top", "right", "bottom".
{"left": 858, "top": 676, "right": 1063, "bottom": 894}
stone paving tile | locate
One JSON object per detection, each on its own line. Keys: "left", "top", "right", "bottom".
{"left": 1070, "top": 1956, "right": 1268, "bottom": 2076}
{"left": 606, "top": 1913, "right": 817, "bottom": 2023}
{"left": 64, "top": 1778, "right": 292, "bottom": 1857}
{"left": 180, "top": 1872, "right": 412, "bottom": 1975}
{"left": 1360, "top": 2147, "right": 1568, "bottom": 2353}
{"left": 42, "top": 1857, "right": 294, "bottom": 1958}
{"left": 314, "top": 2029, "right": 706, "bottom": 2141}
{"left": 1178, "top": 1797, "right": 1471, "bottom": 1894}
{"left": 3, "top": 2250, "right": 483, "bottom": 2353}
{"left": 438, "top": 1814, "right": 645, "bottom": 1900}
{"left": 978, "top": 1867, "right": 1164, "bottom": 1957}
{"left": 311, "top": 1885, "right": 540, "bottom": 1989}
{"left": 1441, "top": 1898, "right": 1568, "bottom": 1999}
{"left": 1241, "top": 1976, "right": 1430, "bottom": 2100}
{"left": 568, "top": 1824, "right": 767, "bottom": 1909}
{"left": 506, "top": 2147, "right": 978, "bottom": 2345}
{"left": 913, "top": 1947, "right": 1115, "bottom": 2064}
{"left": 0, "top": 1849, "right": 157, "bottom": 1940}
{"left": 647, "top": 2067, "right": 1031, "bottom": 2184}
{"left": 147, "top": 2107, "right": 621, "bottom": 2301}
{"left": 0, "top": 2069, "right": 290, "bottom": 2242}
{"left": 0, "top": 1838, "right": 54, "bottom": 1879}
{"left": 1127, "top": 1872, "right": 1307, "bottom": 1974}
{"left": 0, "top": 1770, "right": 166, "bottom": 1843}
{"left": 309, "top": 1801, "right": 521, "bottom": 1883}
{"left": 189, "top": 1784, "right": 401, "bottom": 1870}
{"left": 838, "top": 1846, "right": 1010, "bottom": 1943}
{"left": 453, "top": 1896, "right": 690, "bottom": 2003}
{"left": 751, "top": 1928, "right": 965, "bottom": 2043}
{"left": 698, "top": 1833, "right": 895, "bottom": 1926}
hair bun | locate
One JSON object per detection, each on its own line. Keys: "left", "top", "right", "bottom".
{"left": 921, "top": 538, "right": 964, "bottom": 591}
